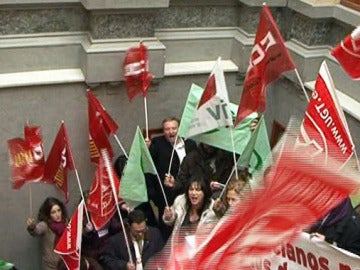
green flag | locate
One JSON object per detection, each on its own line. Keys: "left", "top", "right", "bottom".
{"left": 119, "top": 126, "right": 157, "bottom": 210}
{"left": 237, "top": 115, "right": 272, "bottom": 175}
{"left": 0, "top": 260, "right": 14, "bottom": 270}
{"left": 178, "top": 83, "right": 258, "bottom": 155}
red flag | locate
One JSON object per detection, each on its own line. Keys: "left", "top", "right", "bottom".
{"left": 166, "top": 133, "right": 360, "bottom": 270}
{"left": 88, "top": 90, "right": 117, "bottom": 164}
{"left": 43, "top": 123, "right": 76, "bottom": 202}
{"left": 235, "top": 5, "right": 296, "bottom": 125}
{"left": 123, "top": 42, "right": 154, "bottom": 102}
{"left": 54, "top": 200, "right": 84, "bottom": 270}
{"left": 297, "top": 61, "right": 354, "bottom": 169}
{"left": 86, "top": 153, "right": 121, "bottom": 231}
{"left": 7, "top": 125, "right": 45, "bottom": 189}
{"left": 331, "top": 26, "right": 360, "bottom": 80}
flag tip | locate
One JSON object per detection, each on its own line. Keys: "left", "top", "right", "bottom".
{"left": 262, "top": 2, "right": 267, "bottom": 6}
{"left": 61, "top": 120, "right": 64, "bottom": 123}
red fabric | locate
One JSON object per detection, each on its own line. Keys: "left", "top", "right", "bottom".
{"left": 86, "top": 154, "right": 121, "bottom": 231}
{"left": 87, "top": 91, "right": 119, "bottom": 135}
{"left": 331, "top": 27, "right": 360, "bottom": 80}
{"left": 198, "top": 75, "right": 216, "bottom": 108}
{"left": 298, "top": 62, "right": 354, "bottom": 167}
{"left": 88, "top": 91, "right": 116, "bottom": 164}
{"left": 43, "top": 123, "right": 76, "bottom": 203}
{"left": 235, "top": 6, "right": 296, "bottom": 125}
{"left": 123, "top": 42, "right": 153, "bottom": 102}
{"left": 55, "top": 201, "right": 84, "bottom": 270}
{"left": 165, "top": 136, "right": 358, "bottom": 270}
{"left": 7, "top": 124, "right": 45, "bottom": 189}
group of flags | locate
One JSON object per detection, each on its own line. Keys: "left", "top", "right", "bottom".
{"left": 8, "top": 123, "right": 75, "bottom": 202}
{"left": 6, "top": 3, "right": 360, "bottom": 269}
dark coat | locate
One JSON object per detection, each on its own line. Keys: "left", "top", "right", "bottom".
{"left": 99, "top": 226, "right": 164, "bottom": 270}
{"left": 149, "top": 135, "right": 197, "bottom": 206}
{"left": 311, "top": 199, "right": 360, "bottom": 256}
{"left": 175, "top": 144, "right": 234, "bottom": 193}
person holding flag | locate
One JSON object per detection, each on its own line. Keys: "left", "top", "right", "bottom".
{"left": 164, "top": 142, "right": 234, "bottom": 196}
{"left": 26, "top": 197, "right": 68, "bottom": 270}
{"left": 146, "top": 117, "right": 197, "bottom": 241}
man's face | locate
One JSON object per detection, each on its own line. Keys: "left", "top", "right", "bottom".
{"left": 130, "top": 221, "right": 147, "bottom": 241}
{"left": 163, "top": 120, "right": 178, "bottom": 144}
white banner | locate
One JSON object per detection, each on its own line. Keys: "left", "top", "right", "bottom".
{"left": 252, "top": 232, "right": 360, "bottom": 270}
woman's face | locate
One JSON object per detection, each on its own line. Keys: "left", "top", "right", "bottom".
{"left": 50, "top": 204, "right": 62, "bottom": 222}
{"left": 188, "top": 182, "right": 205, "bottom": 208}
{"left": 226, "top": 189, "right": 241, "bottom": 207}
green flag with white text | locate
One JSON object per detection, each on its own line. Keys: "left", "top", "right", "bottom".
{"left": 119, "top": 126, "right": 157, "bottom": 210}
{"left": 178, "top": 83, "right": 258, "bottom": 155}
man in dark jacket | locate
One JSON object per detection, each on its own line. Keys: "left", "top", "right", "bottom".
{"left": 147, "top": 117, "right": 197, "bottom": 240}
{"left": 99, "top": 210, "right": 164, "bottom": 270}
{"left": 310, "top": 197, "right": 360, "bottom": 256}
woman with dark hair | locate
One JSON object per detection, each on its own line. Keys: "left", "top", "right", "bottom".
{"left": 163, "top": 176, "right": 212, "bottom": 241}
{"left": 26, "top": 197, "right": 68, "bottom": 270}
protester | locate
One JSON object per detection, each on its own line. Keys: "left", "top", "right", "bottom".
{"left": 212, "top": 172, "right": 249, "bottom": 217}
{"left": 26, "top": 197, "right": 68, "bottom": 270}
{"left": 146, "top": 117, "right": 197, "bottom": 240}
{"left": 164, "top": 143, "right": 233, "bottom": 195}
{"left": 163, "top": 176, "right": 213, "bottom": 243}
{"left": 309, "top": 197, "right": 360, "bottom": 255}
{"left": 99, "top": 209, "right": 164, "bottom": 270}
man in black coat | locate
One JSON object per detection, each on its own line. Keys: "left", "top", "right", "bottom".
{"left": 146, "top": 117, "right": 197, "bottom": 241}
{"left": 310, "top": 197, "right": 360, "bottom": 256}
{"left": 99, "top": 210, "right": 164, "bottom": 270}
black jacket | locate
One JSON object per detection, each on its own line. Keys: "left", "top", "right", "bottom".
{"left": 99, "top": 226, "right": 164, "bottom": 270}
{"left": 175, "top": 144, "right": 234, "bottom": 193}
{"left": 149, "top": 135, "right": 197, "bottom": 206}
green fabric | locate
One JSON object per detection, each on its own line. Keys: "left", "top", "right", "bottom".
{"left": 0, "top": 260, "right": 14, "bottom": 270}
{"left": 237, "top": 115, "right": 272, "bottom": 174}
{"left": 178, "top": 83, "right": 260, "bottom": 155}
{"left": 119, "top": 126, "right": 157, "bottom": 210}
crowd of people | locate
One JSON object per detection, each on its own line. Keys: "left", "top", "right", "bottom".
{"left": 23, "top": 116, "right": 360, "bottom": 270}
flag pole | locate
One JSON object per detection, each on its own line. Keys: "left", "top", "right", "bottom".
{"left": 74, "top": 169, "right": 90, "bottom": 224}
{"left": 101, "top": 149, "right": 133, "bottom": 264}
{"left": 156, "top": 172, "right": 169, "bottom": 207}
{"left": 28, "top": 183, "right": 33, "bottom": 217}
{"left": 167, "top": 134, "right": 178, "bottom": 175}
{"left": 229, "top": 127, "right": 239, "bottom": 180}
{"left": 62, "top": 121, "right": 90, "bottom": 224}
{"left": 294, "top": 68, "right": 310, "bottom": 102}
{"left": 113, "top": 134, "right": 128, "bottom": 159}
{"left": 218, "top": 166, "right": 236, "bottom": 199}
{"left": 143, "top": 97, "right": 149, "bottom": 139}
